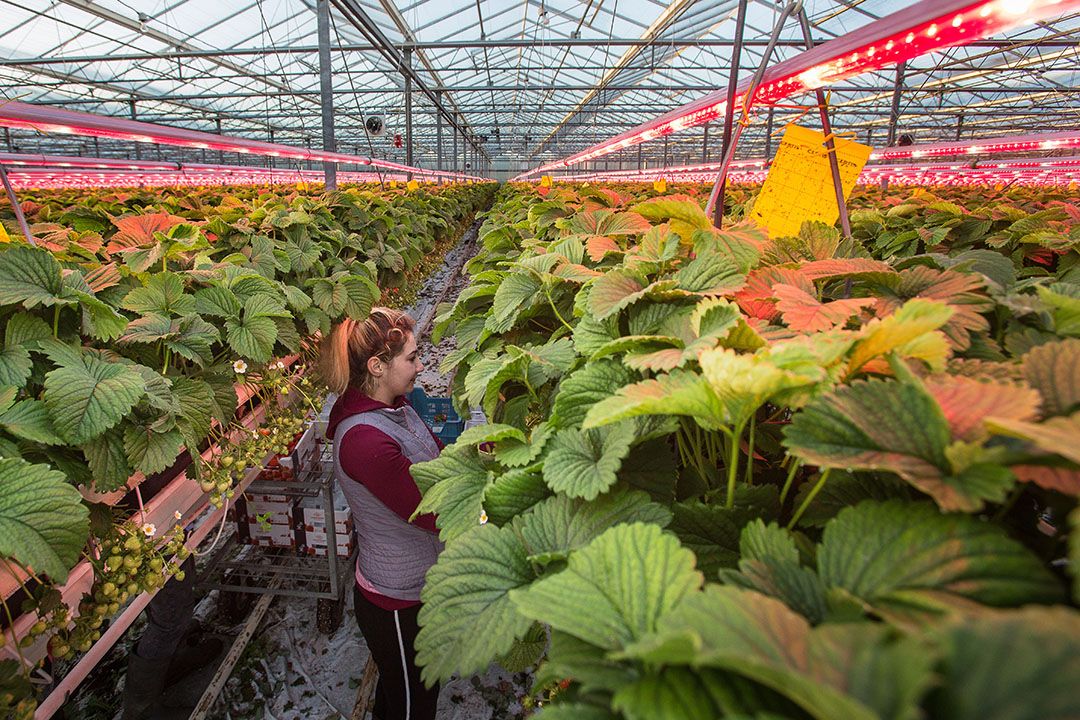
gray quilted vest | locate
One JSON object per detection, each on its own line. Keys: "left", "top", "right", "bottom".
{"left": 333, "top": 405, "right": 444, "bottom": 601}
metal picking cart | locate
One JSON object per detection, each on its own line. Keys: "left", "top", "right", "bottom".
{"left": 198, "top": 437, "right": 357, "bottom": 634}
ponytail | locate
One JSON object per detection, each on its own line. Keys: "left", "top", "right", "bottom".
{"left": 320, "top": 308, "right": 415, "bottom": 395}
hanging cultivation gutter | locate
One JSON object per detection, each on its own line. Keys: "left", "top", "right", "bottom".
{"left": 515, "top": 0, "right": 1080, "bottom": 179}
{"left": 0, "top": 101, "right": 487, "bottom": 181}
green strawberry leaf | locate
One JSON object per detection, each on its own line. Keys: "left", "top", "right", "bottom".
{"left": 819, "top": 500, "right": 1064, "bottom": 622}
{"left": 0, "top": 399, "right": 63, "bottom": 445}
{"left": 44, "top": 355, "right": 145, "bottom": 445}
{"left": 543, "top": 422, "right": 635, "bottom": 500}
{"left": 416, "top": 523, "right": 536, "bottom": 685}
{"left": 0, "top": 456, "right": 89, "bottom": 582}
{"left": 511, "top": 522, "right": 702, "bottom": 650}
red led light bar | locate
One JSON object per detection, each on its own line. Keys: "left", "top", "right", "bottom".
{"left": 870, "top": 129, "right": 1080, "bottom": 160}
{"left": 5, "top": 170, "right": 403, "bottom": 190}
{"left": 0, "top": 102, "right": 487, "bottom": 181}
{"left": 551, "top": 156, "right": 1080, "bottom": 187}
{"left": 516, "top": 0, "right": 1080, "bottom": 178}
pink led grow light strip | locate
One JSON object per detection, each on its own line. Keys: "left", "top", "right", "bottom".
{"left": 4, "top": 167, "right": 406, "bottom": 189}
{"left": 555, "top": 156, "right": 1080, "bottom": 186}
{"left": 869, "top": 129, "right": 1080, "bottom": 159}
{"left": 516, "top": 0, "right": 1080, "bottom": 178}
{"left": 0, "top": 102, "right": 487, "bottom": 181}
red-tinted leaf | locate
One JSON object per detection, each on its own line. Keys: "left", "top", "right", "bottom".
{"left": 735, "top": 267, "right": 811, "bottom": 322}
{"left": 107, "top": 213, "right": 186, "bottom": 251}
{"left": 774, "top": 284, "right": 875, "bottom": 332}
{"left": 875, "top": 267, "right": 993, "bottom": 351}
{"left": 586, "top": 235, "right": 623, "bottom": 262}
{"left": 1012, "top": 465, "right": 1080, "bottom": 495}
{"left": 924, "top": 376, "right": 1041, "bottom": 443}
{"left": 84, "top": 263, "right": 122, "bottom": 293}
{"left": 797, "top": 258, "right": 896, "bottom": 281}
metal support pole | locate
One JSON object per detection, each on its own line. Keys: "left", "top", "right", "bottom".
{"left": 637, "top": 144, "right": 643, "bottom": 171}
{"left": 436, "top": 91, "right": 443, "bottom": 179}
{"left": 797, "top": 7, "right": 850, "bottom": 238}
{"left": 453, "top": 123, "right": 458, "bottom": 174}
{"left": 662, "top": 135, "right": 669, "bottom": 168}
{"left": 216, "top": 117, "right": 224, "bottom": 163}
{"left": 317, "top": 0, "right": 337, "bottom": 189}
{"left": 404, "top": 49, "right": 413, "bottom": 179}
{"left": 765, "top": 107, "right": 774, "bottom": 158}
{"left": 3, "top": 128, "right": 11, "bottom": 152}
{"left": 705, "top": 0, "right": 798, "bottom": 223}
{"left": 955, "top": 112, "right": 965, "bottom": 141}
{"left": 129, "top": 99, "right": 140, "bottom": 160}
{"left": 886, "top": 62, "right": 906, "bottom": 147}
{"left": 711, "top": 0, "right": 748, "bottom": 227}
{"left": 702, "top": 124, "right": 709, "bottom": 163}
{"left": 0, "top": 164, "right": 34, "bottom": 245}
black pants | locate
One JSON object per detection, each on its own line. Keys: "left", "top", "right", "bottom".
{"left": 353, "top": 585, "right": 440, "bottom": 720}
{"left": 137, "top": 556, "right": 196, "bottom": 660}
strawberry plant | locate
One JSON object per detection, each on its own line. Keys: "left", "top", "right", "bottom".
{"left": 414, "top": 182, "right": 1080, "bottom": 719}
{"left": 0, "top": 180, "right": 496, "bottom": 712}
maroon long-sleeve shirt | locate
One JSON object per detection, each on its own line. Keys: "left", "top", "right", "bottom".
{"left": 327, "top": 388, "right": 443, "bottom": 610}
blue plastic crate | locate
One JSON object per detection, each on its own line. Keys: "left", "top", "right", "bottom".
{"left": 407, "top": 388, "right": 465, "bottom": 444}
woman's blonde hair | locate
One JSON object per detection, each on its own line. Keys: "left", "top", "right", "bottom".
{"left": 320, "top": 307, "right": 415, "bottom": 395}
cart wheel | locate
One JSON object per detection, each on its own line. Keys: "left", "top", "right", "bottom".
{"left": 316, "top": 595, "right": 345, "bottom": 635}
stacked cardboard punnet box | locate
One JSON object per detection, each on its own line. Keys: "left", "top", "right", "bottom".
{"left": 229, "top": 421, "right": 355, "bottom": 558}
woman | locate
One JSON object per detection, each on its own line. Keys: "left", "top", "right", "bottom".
{"left": 322, "top": 308, "right": 442, "bottom": 720}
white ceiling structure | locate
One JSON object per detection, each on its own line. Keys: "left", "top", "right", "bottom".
{"left": 1, "top": 0, "right": 1078, "bottom": 174}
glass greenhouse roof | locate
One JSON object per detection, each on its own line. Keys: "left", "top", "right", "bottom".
{"left": 1, "top": 0, "right": 1078, "bottom": 174}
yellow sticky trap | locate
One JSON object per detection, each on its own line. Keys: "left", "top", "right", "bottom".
{"left": 749, "top": 124, "right": 872, "bottom": 239}
{"left": 296, "top": 181, "right": 308, "bottom": 191}
{"left": 540, "top": 175, "right": 553, "bottom": 187}
{"left": 653, "top": 179, "right": 667, "bottom": 193}
{"left": 407, "top": 179, "right": 420, "bottom": 191}
{"left": 994, "top": 183, "right": 1004, "bottom": 191}
{"left": 389, "top": 180, "right": 398, "bottom": 189}
{"left": 0, "top": 223, "right": 11, "bottom": 244}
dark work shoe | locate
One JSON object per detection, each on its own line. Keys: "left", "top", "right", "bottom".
{"left": 164, "top": 636, "right": 225, "bottom": 688}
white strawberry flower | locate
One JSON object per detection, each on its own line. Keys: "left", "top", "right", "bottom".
{"left": 479, "top": 510, "right": 489, "bottom": 525}
{"left": 233, "top": 359, "right": 248, "bottom": 374}
{"left": 173, "top": 510, "right": 182, "bottom": 521}
{"left": 275, "top": 360, "right": 286, "bottom": 371}
{"left": 141, "top": 523, "right": 157, "bottom": 537}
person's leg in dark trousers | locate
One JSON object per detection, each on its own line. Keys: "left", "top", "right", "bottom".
{"left": 353, "top": 585, "right": 440, "bottom": 720}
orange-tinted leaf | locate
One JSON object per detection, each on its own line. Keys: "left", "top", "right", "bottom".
{"left": 875, "top": 267, "right": 993, "bottom": 350}
{"left": 736, "top": 267, "right": 811, "bottom": 322}
{"left": 107, "top": 213, "right": 186, "bottom": 251}
{"left": 924, "top": 376, "right": 1041, "bottom": 442}
{"left": 554, "top": 263, "right": 602, "bottom": 282}
{"left": 987, "top": 413, "right": 1080, "bottom": 466}
{"left": 30, "top": 223, "right": 71, "bottom": 251}
{"left": 1022, "top": 339, "right": 1080, "bottom": 417}
{"left": 774, "top": 284, "right": 875, "bottom": 333}
{"left": 84, "top": 263, "right": 122, "bottom": 293}
{"left": 586, "top": 235, "right": 623, "bottom": 262}
{"left": 564, "top": 210, "right": 652, "bottom": 236}
{"left": 797, "top": 258, "right": 896, "bottom": 281}
{"left": 1012, "top": 465, "right": 1080, "bottom": 495}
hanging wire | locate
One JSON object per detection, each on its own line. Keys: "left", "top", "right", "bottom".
{"left": 330, "top": 10, "right": 388, "bottom": 189}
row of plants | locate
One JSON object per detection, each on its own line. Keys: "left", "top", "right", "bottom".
{"left": 410, "top": 182, "right": 1079, "bottom": 719}
{"left": 0, "top": 180, "right": 496, "bottom": 718}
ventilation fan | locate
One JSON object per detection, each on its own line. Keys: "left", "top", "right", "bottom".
{"left": 365, "top": 115, "right": 385, "bottom": 137}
